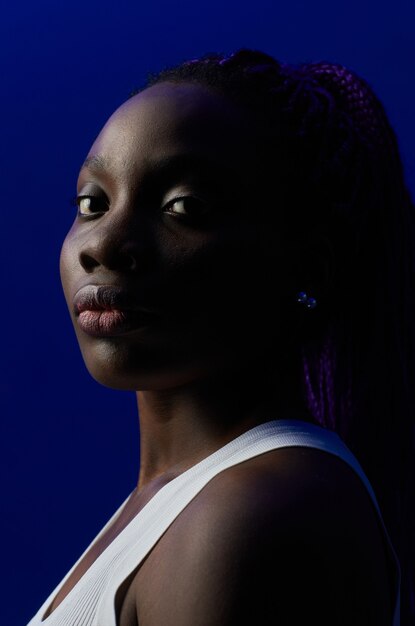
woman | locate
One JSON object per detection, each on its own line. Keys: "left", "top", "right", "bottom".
{"left": 27, "top": 49, "right": 414, "bottom": 625}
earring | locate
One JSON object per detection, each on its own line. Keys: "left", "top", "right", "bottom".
{"left": 297, "top": 291, "right": 317, "bottom": 309}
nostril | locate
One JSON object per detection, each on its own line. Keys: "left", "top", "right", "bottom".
{"left": 80, "top": 251, "right": 137, "bottom": 273}
{"left": 79, "top": 252, "right": 100, "bottom": 272}
{"left": 122, "top": 252, "right": 137, "bottom": 271}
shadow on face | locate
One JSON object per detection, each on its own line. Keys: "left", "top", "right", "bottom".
{"left": 60, "top": 81, "right": 299, "bottom": 391}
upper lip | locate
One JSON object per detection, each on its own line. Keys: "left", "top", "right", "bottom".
{"left": 73, "top": 285, "right": 158, "bottom": 316}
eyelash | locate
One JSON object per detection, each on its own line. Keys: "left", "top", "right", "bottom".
{"left": 70, "top": 195, "right": 210, "bottom": 221}
{"left": 163, "top": 196, "right": 210, "bottom": 220}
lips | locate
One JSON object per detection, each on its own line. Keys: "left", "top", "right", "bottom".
{"left": 73, "top": 285, "right": 159, "bottom": 337}
{"left": 74, "top": 285, "right": 156, "bottom": 314}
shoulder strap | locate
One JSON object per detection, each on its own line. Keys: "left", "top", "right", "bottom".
{"left": 95, "top": 419, "right": 401, "bottom": 625}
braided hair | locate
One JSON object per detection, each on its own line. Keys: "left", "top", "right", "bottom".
{"left": 130, "top": 49, "right": 415, "bottom": 623}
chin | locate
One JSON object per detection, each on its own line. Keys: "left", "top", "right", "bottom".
{"left": 77, "top": 339, "right": 215, "bottom": 392}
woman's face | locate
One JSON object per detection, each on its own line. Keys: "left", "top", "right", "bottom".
{"left": 60, "top": 80, "right": 295, "bottom": 390}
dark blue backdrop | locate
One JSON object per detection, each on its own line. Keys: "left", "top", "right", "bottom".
{"left": 1, "top": 1, "right": 414, "bottom": 624}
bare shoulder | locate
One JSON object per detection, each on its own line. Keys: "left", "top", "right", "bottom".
{"left": 132, "top": 446, "right": 393, "bottom": 626}
{"left": 191, "top": 445, "right": 388, "bottom": 547}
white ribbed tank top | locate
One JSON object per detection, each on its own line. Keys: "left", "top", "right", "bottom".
{"left": 26, "top": 419, "right": 401, "bottom": 626}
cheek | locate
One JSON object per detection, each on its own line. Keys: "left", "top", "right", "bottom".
{"left": 59, "top": 231, "right": 78, "bottom": 304}
{"left": 173, "top": 234, "right": 284, "bottom": 337}
{"left": 208, "top": 235, "right": 282, "bottom": 303}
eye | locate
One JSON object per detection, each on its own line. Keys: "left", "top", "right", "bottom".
{"left": 72, "top": 195, "right": 107, "bottom": 217}
{"left": 162, "top": 196, "right": 210, "bottom": 220}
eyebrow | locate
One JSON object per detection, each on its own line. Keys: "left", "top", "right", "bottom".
{"left": 81, "top": 153, "right": 241, "bottom": 186}
{"left": 81, "top": 154, "right": 108, "bottom": 173}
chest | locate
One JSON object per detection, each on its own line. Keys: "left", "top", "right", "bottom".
{"left": 40, "top": 510, "right": 188, "bottom": 626}
{"left": 40, "top": 525, "right": 130, "bottom": 623}
{"left": 39, "top": 485, "right": 165, "bottom": 625}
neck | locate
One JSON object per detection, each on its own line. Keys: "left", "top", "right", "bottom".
{"left": 134, "top": 357, "right": 311, "bottom": 491}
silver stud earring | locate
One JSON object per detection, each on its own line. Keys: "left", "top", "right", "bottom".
{"left": 297, "top": 291, "right": 317, "bottom": 309}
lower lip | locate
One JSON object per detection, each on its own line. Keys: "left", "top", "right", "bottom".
{"left": 77, "top": 309, "right": 156, "bottom": 337}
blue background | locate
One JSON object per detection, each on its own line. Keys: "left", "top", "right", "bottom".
{"left": 1, "top": 1, "right": 414, "bottom": 623}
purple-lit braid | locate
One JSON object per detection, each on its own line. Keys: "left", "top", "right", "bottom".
{"left": 301, "top": 344, "right": 322, "bottom": 424}
{"left": 303, "top": 62, "right": 393, "bottom": 151}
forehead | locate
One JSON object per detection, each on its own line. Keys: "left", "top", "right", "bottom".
{"left": 83, "top": 81, "right": 267, "bottom": 184}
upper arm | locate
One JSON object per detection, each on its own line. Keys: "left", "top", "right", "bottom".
{"left": 134, "top": 448, "right": 393, "bottom": 626}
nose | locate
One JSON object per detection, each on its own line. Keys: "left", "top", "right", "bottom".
{"left": 77, "top": 208, "right": 154, "bottom": 275}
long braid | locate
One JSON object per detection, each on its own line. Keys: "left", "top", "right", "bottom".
{"left": 302, "top": 60, "right": 415, "bottom": 621}
{"left": 133, "top": 49, "right": 415, "bottom": 623}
